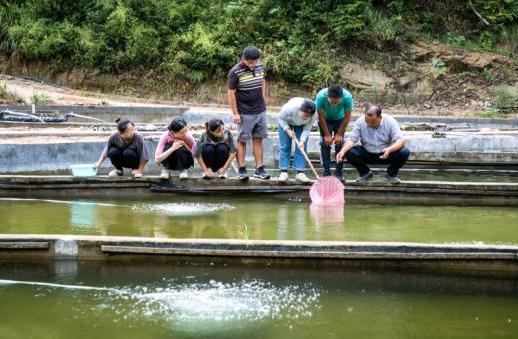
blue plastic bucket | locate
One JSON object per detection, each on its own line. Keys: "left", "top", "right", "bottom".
{"left": 70, "top": 164, "right": 98, "bottom": 177}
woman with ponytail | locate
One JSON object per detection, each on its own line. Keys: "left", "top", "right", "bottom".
{"left": 95, "top": 117, "right": 150, "bottom": 178}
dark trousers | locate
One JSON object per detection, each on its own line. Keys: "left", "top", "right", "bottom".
{"left": 162, "top": 144, "right": 194, "bottom": 171}
{"left": 202, "top": 144, "right": 230, "bottom": 171}
{"left": 319, "top": 118, "right": 345, "bottom": 175}
{"left": 108, "top": 147, "right": 139, "bottom": 170}
{"left": 345, "top": 145, "right": 410, "bottom": 177}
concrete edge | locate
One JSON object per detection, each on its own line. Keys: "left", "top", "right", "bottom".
{"left": 1, "top": 235, "right": 516, "bottom": 273}
{"left": 1, "top": 234, "right": 517, "bottom": 251}
{"left": 0, "top": 175, "right": 517, "bottom": 189}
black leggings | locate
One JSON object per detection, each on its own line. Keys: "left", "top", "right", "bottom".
{"left": 162, "top": 144, "right": 194, "bottom": 171}
{"left": 108, "top": 147, "right": 139, "bottom": 170}
{"left": 202, "top": 144, "right": 230, "bottom": 171}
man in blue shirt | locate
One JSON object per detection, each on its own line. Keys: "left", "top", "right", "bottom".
{"left": 315, "top": 84, "right": 354, "bottom": 181}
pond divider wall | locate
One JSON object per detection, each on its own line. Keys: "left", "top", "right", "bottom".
{"left": 0, "top": 235, "right": 517, "bottom": 275}
{"left": 1, "top": 175, "right": 517, "bottom": 206}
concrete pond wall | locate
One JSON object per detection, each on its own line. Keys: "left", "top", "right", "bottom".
{"left": 1, "top": 235, "right": 517, "bottom": 274}
{"left": 1, "top": 105, "right": 518, "bottom": 173}
{"left": 1, "top": 132, "right": 518, "bottom": 173}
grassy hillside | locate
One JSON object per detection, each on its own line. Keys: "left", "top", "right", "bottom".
{"left": 1, "top": 1, "right": 516, "bottom": 111}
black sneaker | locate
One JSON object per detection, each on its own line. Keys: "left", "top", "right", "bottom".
{"left": 323, "top": 170, "right": 332, "bottom": 177}
{"left": 254, "top": 166, "right": 270, "bottom": 180}
{"left": 237, "top": 167, "right": 249, "bottom": 182}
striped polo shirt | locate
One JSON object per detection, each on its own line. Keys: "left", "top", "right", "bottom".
{"left": 227, "top": 61, "right": 266, "bottom": 115}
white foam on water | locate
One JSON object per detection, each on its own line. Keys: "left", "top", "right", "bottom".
{"left": 103, "top": 279, "right": 322, "bottom": 331}
{"left": 0, "top": 278, "right": 321, "bottom": 331}
{"left": 133, "top": 202, "right": 234, "bottom": 217}
{"left": 0, "top": 197, "right": 127, "bottom": 207}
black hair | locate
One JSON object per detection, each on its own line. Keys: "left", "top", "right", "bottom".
{"left": 115, "top": 116, "right": 133, "bottom": 133}
{"left": 206, "top": 118, "right": 224, "bottom": 132}
{"left": 168, "top": 117, "right": 187, "bottom": 132}
{"left": 243, "top": 46, "right": 261, "bottom": 60}
{"left": 327, "top": 84, "right": 343, "bottom": 99}
{"left": 365, "top": 102, "right": 382, "bottom": 117}
{"left": 300, "top": 99, "right": 316, "bottom": 116}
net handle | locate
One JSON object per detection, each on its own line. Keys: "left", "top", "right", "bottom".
{"left": 294, "top": 136, "right": 320, "bottom": 180}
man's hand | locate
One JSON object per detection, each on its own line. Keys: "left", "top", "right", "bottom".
{"left": 380, "top": 147, "right": 391, "bottom": 160}
{"left": 94, "top": 162, "right": 101, "bottom": 169}
{"left": 297, "top": 140, "right": 304, "bottom": 149}
{"left": 324, "top": 134, "right": 332, "bottom": 147}
{"left": 333, "top": 135, "right": 343, "bottom": 146}
{"left": 336, "top": 149, "right": 346, "bottom": 163}
{"left": 233, "top": 114, "right": 241, "bottom": 124}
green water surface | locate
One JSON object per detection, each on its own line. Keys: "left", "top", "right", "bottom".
{"left": 1, "top": 196, "right": 517, "bottom": 244}
{"left": 0, "top": 261, "right": 517, "bottom": 339}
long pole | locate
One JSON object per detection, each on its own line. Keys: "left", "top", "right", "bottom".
{"left": 294, "top": 136, "right": 320, "bottom": 180}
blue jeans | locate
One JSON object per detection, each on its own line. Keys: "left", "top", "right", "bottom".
{"left": 318, "top": 118, "right": 345, "bottom": 176}
{"left": 278, "top": 125, "right": 307, "bottom": 171}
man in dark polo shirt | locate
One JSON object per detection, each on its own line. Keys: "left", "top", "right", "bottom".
{"left": 227, "top": 46, "right": 270, "bottom": 182}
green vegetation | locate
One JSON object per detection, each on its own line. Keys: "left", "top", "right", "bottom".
{"left": 473, "top": 108, "right": 504, "bottom": 118}
{"left": 0, "top": 84, "right": 24, "bottom": 104}
{"left": 494, "top": 85, "right": 518, "bottom": 111}
{"left": 30, "top": 94, "right": 50, "bottom": 105}
{"left": 429, "top": 57, "right": 447, "bottom": 79}
{"left": 0, "top": 1, "right": 515, "bottom": 89}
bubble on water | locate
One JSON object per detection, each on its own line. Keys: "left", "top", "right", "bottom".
{"left": 347, "top": 306, "right": 354, "bottom": 313}
{"left": 97, "top": 279, "right": 321, "bottom": 331}
{"left": 5, "top": 278, "right": 321, "bottom": 332}
{"left": 133, "top": 203, "right": 234, "bottom": 217}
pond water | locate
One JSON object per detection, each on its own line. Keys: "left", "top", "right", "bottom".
{"left": 0, "top": 261, "right": 517, "bottom": 339}
{"left": 1, "top": 196, "right": 517, "bottom": 244}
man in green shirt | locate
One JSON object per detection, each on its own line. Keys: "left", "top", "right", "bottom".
{"left": 315, "top": 84, "right": 354, "bottom": 181}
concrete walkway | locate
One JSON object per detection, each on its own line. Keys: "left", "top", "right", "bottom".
{"left": 1, "top": 234, "right": 516, "bottom": 273}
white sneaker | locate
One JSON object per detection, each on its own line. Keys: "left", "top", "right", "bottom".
{"left": 278, "top": 171, "right": 289, "bottom": 182}
{"left": 179, "top": 170, "right": 189, "bottom": 180}
{"left": 159, "top": 168, "right": 170, "bottom": 179}
{"left": 219, "top": 170, "right": 228, "bottom": 179}
{"left": 295, "top": 172, "right": 311, "bottom": 183}
{"left": 108, "top": 169, "right": 123, "bottom": 177}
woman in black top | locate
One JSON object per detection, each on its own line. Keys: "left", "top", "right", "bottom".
{"left": 196, "top": 118, "right": 237, "bottom": 179}
{"left": 95, "top": 117, "right": 150, "bottom": 178}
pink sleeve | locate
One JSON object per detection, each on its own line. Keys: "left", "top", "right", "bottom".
{"left": 187, "top": 134, "right": 197, "bottom": 156}
{"left": 155, "top": 133, "right": 167, "bottom": 159}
